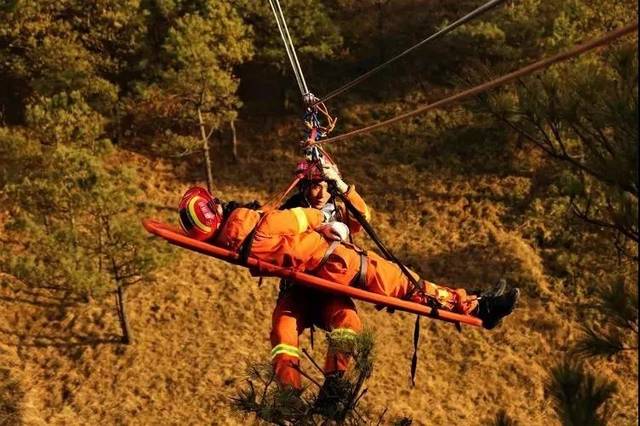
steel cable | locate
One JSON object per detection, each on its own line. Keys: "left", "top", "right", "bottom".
{"left": 316, "top": 0, "right": 508, "bottom": 104}
{"left": 316, "top": 21, "right": 638, "bottom": 145}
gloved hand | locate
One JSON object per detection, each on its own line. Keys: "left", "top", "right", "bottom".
{"left": 321, "top": 163, "right": 349, "bottom": 194}
{"left": 316, "top": 221, "right": 350, "bottom": 242}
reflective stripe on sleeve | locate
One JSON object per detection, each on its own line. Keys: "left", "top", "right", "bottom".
{"left": 271, "top": 343, "right": 300, "bottom": 360}
{"left": 291, "top": 207, "right": 309, "bottom": 233}
{"left": 363, "top": 205, "right": 371, "bottom": 222}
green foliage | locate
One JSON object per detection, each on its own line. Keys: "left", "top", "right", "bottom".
{"left": 231, "top": 362, "right": 310, "bottom": 425}
{"left": 453, "top": 0, "right": 636, "bottom": 64}
{"left": 479, "top": 41, "right": 638, "bottom": 258}
{"left": 158, "top": 0, "right": 253, "bottom": 115}
{"left": 573, "top": 276, "right": 638, "bottom": 359}
{"left": 545, "top": 358, "right": 617, "bottom": 426}
{"left": 235, "top": 0, "right": 342, "bottom": 69}
{"left": 0, "top": 127, "right": 170, "bottom": 298}
{"left": 0, "top": 367, "right": 23, "bottom": 426}
{"left": 488, "top": 409, "right": 518, "bottom": 426}
{"left": 126, "top": 0, "right": 253, "bottom": 159}
{"left": 25, "top": 91, "right": 107, "bottom": 147}
{"left": 232, "top": 331, "right": 378, "bottom": 425}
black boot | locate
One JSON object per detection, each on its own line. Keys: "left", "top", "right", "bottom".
{"left": 477, "top": 287, "right": 520, "bottom": 330}
{"left": 313, "top": 372, "right": 352, "bottom": 421}
{"left": 470, "top": 278, "right": 507, "bottom": 298}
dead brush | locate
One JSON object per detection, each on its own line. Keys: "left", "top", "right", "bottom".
{"left": 0, "top": 367, "right": 23, "bottom": 426}
{"left": 230, "top": 330, "right": 404, "bottom": 425}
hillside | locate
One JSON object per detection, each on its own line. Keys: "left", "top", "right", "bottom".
{"left": 1, "top": 110, "right": 637, "bottom": 424}
{"left": 1, "top": 1, "right": 637, "bottom": 424}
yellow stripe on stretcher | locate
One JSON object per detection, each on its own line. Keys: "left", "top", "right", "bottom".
{"left": 291, "top": 207, "right": 309, "bottom": 233}
{"left": 188, "top": 196, "right": 211, "bottom": 233}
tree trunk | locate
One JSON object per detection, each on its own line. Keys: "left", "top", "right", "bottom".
{"left": 376, "top": 0, "right": 389, "bottom": 63}
{"left": 115, "top": 284, "right": 132, "bottom": 344}
{"left": 230, "top": 119, "right": 238, "bottom": 162}
{"left": 197, "top": 106, "right": 214, "bottom": 192}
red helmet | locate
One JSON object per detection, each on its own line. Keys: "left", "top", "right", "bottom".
{"left": 178, "top": 186, "right": 223, "bottom": 241}
{"left": 295, "top": 160, "right": 324, "bottom": 182}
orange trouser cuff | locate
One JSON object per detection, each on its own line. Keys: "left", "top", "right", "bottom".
{"left": 272, "top": 352, "right": 302, "bottom": 390}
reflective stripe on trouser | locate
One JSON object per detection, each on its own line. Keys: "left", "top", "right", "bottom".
{"left": 271, "top": 286, "right": 363, "bottom": 388}
{"left": 325, "top": 327, "right": 359, "bottom": 375}
{"left": 271, "top": 344, "right": 301, "bottom": 390}
{"left": 315, "top": 246, "right": 478, "bottom": 314}
{"left": 270, "top": 297, "right": 305, "bottom": 390}
{"left": 321, "top": 296, "right": 362, "bottom": 375}
{"left": 271, "top": 343, "right": 300, "bottom": 359}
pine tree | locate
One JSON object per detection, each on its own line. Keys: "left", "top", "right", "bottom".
{"left": 479, "top": 42, "right": 638, "bottom": 259}
{"left": 573, "top": 276, "right": 638, "bottom": 359}
{"left": 0, "top": 1, "right": 172, "bottom": 344}
{"left": 545, "top": 358, "right": 617, "bottom": 426}
{"left": 128, "top": 0, "right": 253, "bottom": 187}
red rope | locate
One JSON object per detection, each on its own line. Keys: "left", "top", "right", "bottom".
{"left": 317, "top": 22, "right": 638, "bottom": 145}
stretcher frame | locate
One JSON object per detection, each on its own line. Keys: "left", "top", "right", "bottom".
{"left": 143, "top": 219, "right": 483, "bottom": 327}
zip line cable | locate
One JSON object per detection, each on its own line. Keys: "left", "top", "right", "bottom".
{"left": 268, "top": 0, "right": 309, "bottom": 97}
{"left": 315, "top": 21, "right": 638, "bottom": 146}
{"left": 273, "top": 0, "right": 309, "bottom": 95}
{"left": 268, "top": 0, "right": 304, "bottom": 95}
{"left": 316, "top": 0, "right": 507, "bottom": 104}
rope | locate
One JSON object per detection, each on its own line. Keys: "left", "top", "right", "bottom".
{"left": 273, "top": 0, "right": 309, "bottom": 95}
{"left": 315, "top": 21, "right": 638, "bottom": 145}
{"left": 316, "top": 0, "right": 507, "bottom": 104}
{"left": 268, "top": 0, "right": 309, "bottom": 97}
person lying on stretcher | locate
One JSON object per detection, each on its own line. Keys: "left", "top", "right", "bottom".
{"left": 177, "top": 167, "right": 519, "bottom": 330}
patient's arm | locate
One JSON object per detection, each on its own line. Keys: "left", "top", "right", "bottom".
{"left": 258, "top": 207, "right": 325, "bottom": 236}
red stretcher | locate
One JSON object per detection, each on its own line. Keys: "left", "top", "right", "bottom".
{"left": 143, "top": 219, "right": 483, "bottom": 327}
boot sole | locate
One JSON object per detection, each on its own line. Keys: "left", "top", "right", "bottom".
{"left": 483, "top": 288, "right": 520, "bottom": 330}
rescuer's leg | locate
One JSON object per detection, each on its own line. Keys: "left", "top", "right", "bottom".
{"left": 320, "top": 296, "right": 362, "bottom": 376}
{"left": 270, "top": 291, "right": 308, "bottom": 390}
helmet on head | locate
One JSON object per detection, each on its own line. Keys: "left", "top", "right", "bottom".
{"left": 295, "top": 160, "right": 324, "bottom": 183}
{"left": 178, "top": 186, "right": 223, "bottom": 241}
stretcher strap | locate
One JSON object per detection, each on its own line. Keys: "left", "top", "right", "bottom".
{"left": 238, "top": 227, "right": 257, "bottom": 266}
{"left": 411, "top": 316, "right": 420, "bottom": 386}
{"left": 314, "top": 240, "right": 341, "bottom": 271}
{"left": 353, "top": 252, "right": 368, "bottom": 289}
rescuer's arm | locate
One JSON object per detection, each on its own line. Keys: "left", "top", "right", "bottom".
{"left": 340, "top": 185, "right": 371, "bottom": 234}
{"left": 321, "top": 163, "right": 371, "bottom": 234}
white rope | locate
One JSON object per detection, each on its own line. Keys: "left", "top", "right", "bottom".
{"left": 268, "top": 0, "right": 309, "bottom": 97}
{"left": 273, "top": 0, "right": 309, "bottom": 95}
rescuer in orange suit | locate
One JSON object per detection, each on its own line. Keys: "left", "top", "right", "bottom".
{"left": 268, "top": 161, "right": 370, "bottom": 390}
{"left": 177, "top": 168, "right": 519, "bottom": 386}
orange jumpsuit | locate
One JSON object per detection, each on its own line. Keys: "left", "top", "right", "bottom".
{"left": 213, "top": 189, "right": 476, "bottom": 388}
{"left": 269, "top": 188, "right": 369, "bottom": 389}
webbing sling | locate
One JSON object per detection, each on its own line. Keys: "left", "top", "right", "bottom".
{"left": 238, "top": 227, "right": 257, "bottom": 266}
{"left": 337, "top": 192, "right": 429, "bottom": 386}
{"left": 351, "top": 252, "right": 368, "bottom": 289}
{"left": 336, "top": 193, "right": 425, "bottom": 300}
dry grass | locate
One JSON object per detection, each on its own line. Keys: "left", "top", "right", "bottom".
{"left": 0, "top": 111, "right": 637, "bottom": 425}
